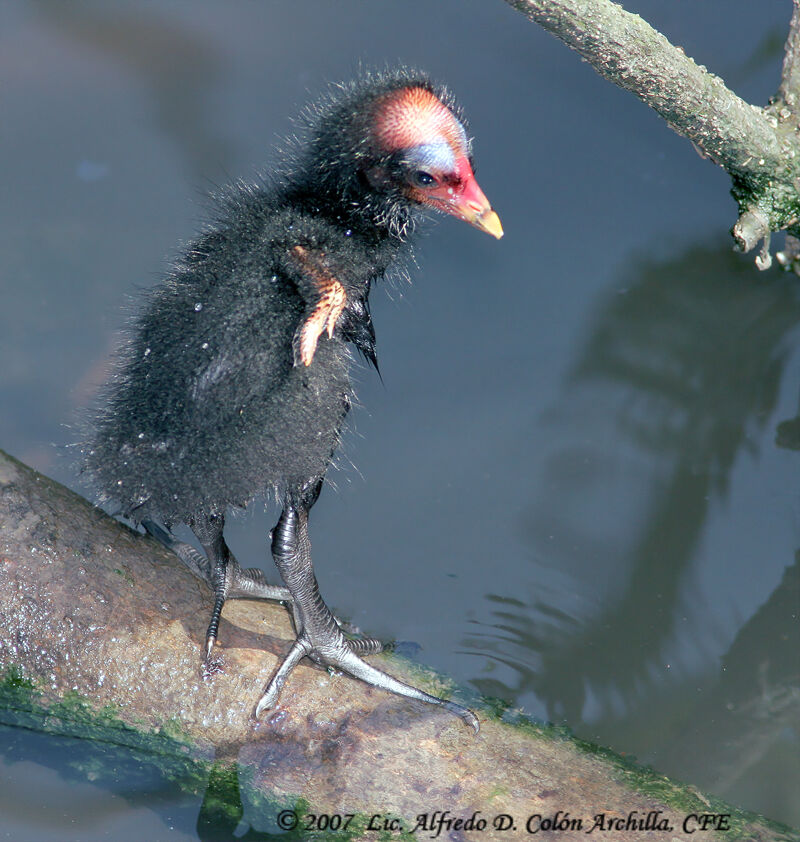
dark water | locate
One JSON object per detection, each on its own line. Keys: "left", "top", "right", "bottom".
{"left": 1, "top": 0, "right": 798, "bottom": 836}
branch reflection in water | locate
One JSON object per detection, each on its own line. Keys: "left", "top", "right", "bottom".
{"left": 463, "top": 244, "right": 800, "bottom": 822}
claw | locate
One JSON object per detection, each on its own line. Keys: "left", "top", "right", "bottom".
{"left": 202, "top": 656, "right": 224, "bottom": 679}
{"left": 202, "top": 635, "right": 224, "bottom": 678}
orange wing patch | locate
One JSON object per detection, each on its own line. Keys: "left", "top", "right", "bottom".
{"left": 290, "top": 246, "right": 347, "bottom": 367}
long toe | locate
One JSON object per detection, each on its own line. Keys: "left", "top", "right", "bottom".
{"left": 255, "top": 633, "right": 477, "bottom": 731}
{"left": 346, "top": 635, "right": 384, "bottom": 655}
{"left": 142, "top": 520, "right": 213, "bottom": 582}
{"left": 227, "top": 564, "right": 294, "bottom": 603}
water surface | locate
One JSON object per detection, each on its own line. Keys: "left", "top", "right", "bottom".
{"left": 1, "top": 0, "right": 798, "bottom": 835}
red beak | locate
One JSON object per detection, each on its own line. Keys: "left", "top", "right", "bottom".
{"left": 423, "top": 156, "right": 503, "bottom": 239}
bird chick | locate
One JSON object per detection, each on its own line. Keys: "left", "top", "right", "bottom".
{"left": 83, "top": 69, "right": 502, "bottom": 730}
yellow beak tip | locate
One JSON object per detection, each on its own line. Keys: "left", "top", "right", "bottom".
{"left": 480, "top": 210, "right": 504, "bottom": 240}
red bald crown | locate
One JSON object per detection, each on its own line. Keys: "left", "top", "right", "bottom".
{"left": 372, "top": 87, "right": 468, "bottom": 156}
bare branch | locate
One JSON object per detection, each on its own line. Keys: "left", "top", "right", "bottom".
{"left": 777, "top": 0, "right": 800, "bottom": 111}
{"left": 502, "top": 0, "right": 800, "bottom": 266}
{"left": 503, "top": 0, "right": 786, "bottom": 181}
{"left": 732, "top": 208, "right": 771, "bottom": 256}
{"left": 776, "top": 234, "right": 800, "bottom": 274}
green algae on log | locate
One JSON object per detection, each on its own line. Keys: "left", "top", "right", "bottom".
{"left": 0, "top": 449, "right": 795, "bottom": 841}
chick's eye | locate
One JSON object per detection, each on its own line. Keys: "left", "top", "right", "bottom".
{"left": 411, "top": 170, "right": 436, "bottom": 188}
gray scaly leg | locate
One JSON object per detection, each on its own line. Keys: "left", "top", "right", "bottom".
{"left": 255, "top": 505, "right": 478, "bottom": 731}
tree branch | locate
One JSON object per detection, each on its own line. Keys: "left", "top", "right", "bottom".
{"left": 777, "top": 0, "right": 800, "bottom": 111}
{"left": 502, "top": 0, "right": 800, "bottom": 269}
{"left": 504, "top": 0, "right": 783, "bottom": 177}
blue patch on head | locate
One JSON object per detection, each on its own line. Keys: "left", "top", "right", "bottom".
{"left": 404, "top": 140, "right": 456, "bottom": 174}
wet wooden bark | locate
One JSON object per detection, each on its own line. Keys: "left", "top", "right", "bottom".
{"left": 0, "top": 449, "right": 793, "bottom": 841}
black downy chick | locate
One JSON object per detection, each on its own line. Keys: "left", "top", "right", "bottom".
{"left": 84, "top": 70, "right": 503, "bottom": 730}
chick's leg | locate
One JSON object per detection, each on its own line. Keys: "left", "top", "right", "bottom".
{"left": 256, "top": 505, "right": 478, "bottom": 731}
{"left": 187, "top": 511, "right": 238, "bottom": 672}
{"left": 142, "top": 518, "right": 360, "bottom": 662}
{"left": 144, "top": 517, "right": 295, "bottom": 656}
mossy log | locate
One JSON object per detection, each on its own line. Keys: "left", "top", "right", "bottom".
{"left": 0, "top": 449, "right": 794, "bottom": 840}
